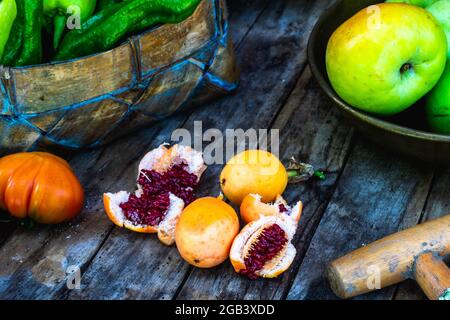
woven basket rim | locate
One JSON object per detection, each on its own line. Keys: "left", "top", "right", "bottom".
{"left": 6, "top": 0, "right": 213, "bottom": 71}
{"left": 2, "top": 0, "right": 221, "bottom": 115}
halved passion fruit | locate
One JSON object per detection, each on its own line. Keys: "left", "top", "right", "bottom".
{"left": 104, "top": 144, "right": 206, "bottom": 245}
{"left": 230, "top": 214, "right": 299, "bottom": 279}
{"left": 240, "top": 193, "right": 302, "bottom": 224}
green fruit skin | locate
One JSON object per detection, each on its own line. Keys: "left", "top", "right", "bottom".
{"left": 0, "top": 0, "right": 17, "bottom": 60}
{"left": 427, "top": 0, "right": 450, "bottom": 59}
{"left": 326, "top": 4, "right": 447, "bottom": 115}
{"left": 426, "top": 64, "right": 450, "bottom": 134}
{"left": 386, "top": 0, "right": 438, "bottom": 7}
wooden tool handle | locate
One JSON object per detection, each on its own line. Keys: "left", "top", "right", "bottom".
{"left": 327, "top": 215, "right": 450, "bottom": 299}
{"left": 414, "top": 253, "right": 450, "bottom": 300}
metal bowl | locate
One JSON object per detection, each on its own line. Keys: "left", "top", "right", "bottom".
{"left": 308, "top": 0, "right": 450, "bottom": 163}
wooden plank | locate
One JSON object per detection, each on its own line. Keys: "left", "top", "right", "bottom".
{"left": 176, "top": 65, "right": 354, "bottom": 299}
{"left": 0, "top": 223, "right": 15, "bottom": 245}
{"left": 286, "top": 140, "right": 434, "bottom": 300}
{"left": 227, "top": 0, "right": 271, "bottom": 46}
{"left": 394, "top": 169, "right": 449, "bottom": 300}
{"left": 66, "top": 0, "right": 329, "bottom": 300}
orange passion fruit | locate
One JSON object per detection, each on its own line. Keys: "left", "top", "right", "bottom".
{"left": 220, "top": 150, "right": 288, "bottom": 205}
{"left": 176, "top": 197, "right": 240, "bottom": 268}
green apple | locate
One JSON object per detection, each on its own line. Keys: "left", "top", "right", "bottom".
{"left": 385, "top": 0, "right": 438, "bottom": 7}
{"left": 326, "top": 3, "right": 447, "bottom": 115}
{"left": 426, "top": 63, "right": 450, "bottom": 134}
{"left": 427, "top": 0, "right": 450, "bottom": 59}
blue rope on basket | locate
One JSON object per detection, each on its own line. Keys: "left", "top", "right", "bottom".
{"left": 0, "top": 0, "right": 239, "bottom": 155}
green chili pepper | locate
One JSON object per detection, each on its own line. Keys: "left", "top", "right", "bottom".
{"left": 55, "top": 0, "right": 201, "bottom": 61}
{"left": 1, "top": 0, "right": 23, "bottom": 66}
{"left": 44, "top": 0, "right": 97, "bottom": 50}
{"left": 0, "top": 0, "right": 17, "bottom": 61}
{"left": 96, "top": 0, "right": 122, "bottom": 11}
{"left": 129, "top": 4, "right": 197, "bottom": 36}
{"left": 14, "top": 0, "right": 43, "bottom": 67}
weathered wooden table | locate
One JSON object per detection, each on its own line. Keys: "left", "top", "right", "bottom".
{"left": 0, "top": 0, "right": 446, "bottom": 300}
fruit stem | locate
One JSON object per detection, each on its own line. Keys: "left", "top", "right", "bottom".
{"left": 314, "top": 170, "right": 326, "bottom": 180}
{"left": 288, "top": 169, "right": 326, "bottom": 181}
{"left": 287, "top": 170, "right": 299, "bottom": 178}
{"left": 286, "top": 157, "right": 325, "bottom": 183}
{"left": 400, "top": 63, "right": 413, "bottom": 75}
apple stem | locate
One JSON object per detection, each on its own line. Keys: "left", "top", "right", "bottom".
{"left": 400, "top": 63, "right": 413, "bottom": 75}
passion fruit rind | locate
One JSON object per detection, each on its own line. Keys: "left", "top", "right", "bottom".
{"left": 138, "top": 144, "right": 206, "bottom": 183}
{"left": 104, "top": 191, "right": 184, "bottom": 245}
{"left": 240, "top": 193, "right": 303, "bottom": 224}
{"left": 103, "top": 144, "right": 206, "bottom": 246}
{"left": 230, "top": 215, "right": 298, "bottom": 279}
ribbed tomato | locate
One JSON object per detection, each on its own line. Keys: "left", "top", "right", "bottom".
{"left": 0, "top": 152, "right": 84, "bottom": 224}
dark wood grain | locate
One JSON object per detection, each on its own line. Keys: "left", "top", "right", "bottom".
{"left": 394, "top": 168, "right": 449, "bottom": 300}
{"left": 286, "top": 140, "right": 434, "bottom": 300}
{"left": 0, "top": 222, "right": 15, "bottom": 245}
{"left": 227, "top": 0, "right": 270, "bottom": 46}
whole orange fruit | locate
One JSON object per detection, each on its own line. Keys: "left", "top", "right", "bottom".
{"left": 220, "top": 150, "right": 288, "bottom": 205}
{"left": 175, "top": 197, "right": 239, "bottom": 268}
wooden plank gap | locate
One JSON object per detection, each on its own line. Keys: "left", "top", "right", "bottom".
{"left": 280, "top": 130, "right": 357, "bottom": 300}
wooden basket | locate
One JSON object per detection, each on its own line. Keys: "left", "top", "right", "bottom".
{"left": 0, "top": 0, "right": 239, "bottom": 155}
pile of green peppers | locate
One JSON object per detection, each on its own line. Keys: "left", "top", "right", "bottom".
{"left": 0, "top": 0, "right": 201, "bottom": 67}
{"left": 0, "top": 0, "right": 17, "bottom": 64}
{"left": 44, "top": 0, "right": 97, "bottom": 50}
